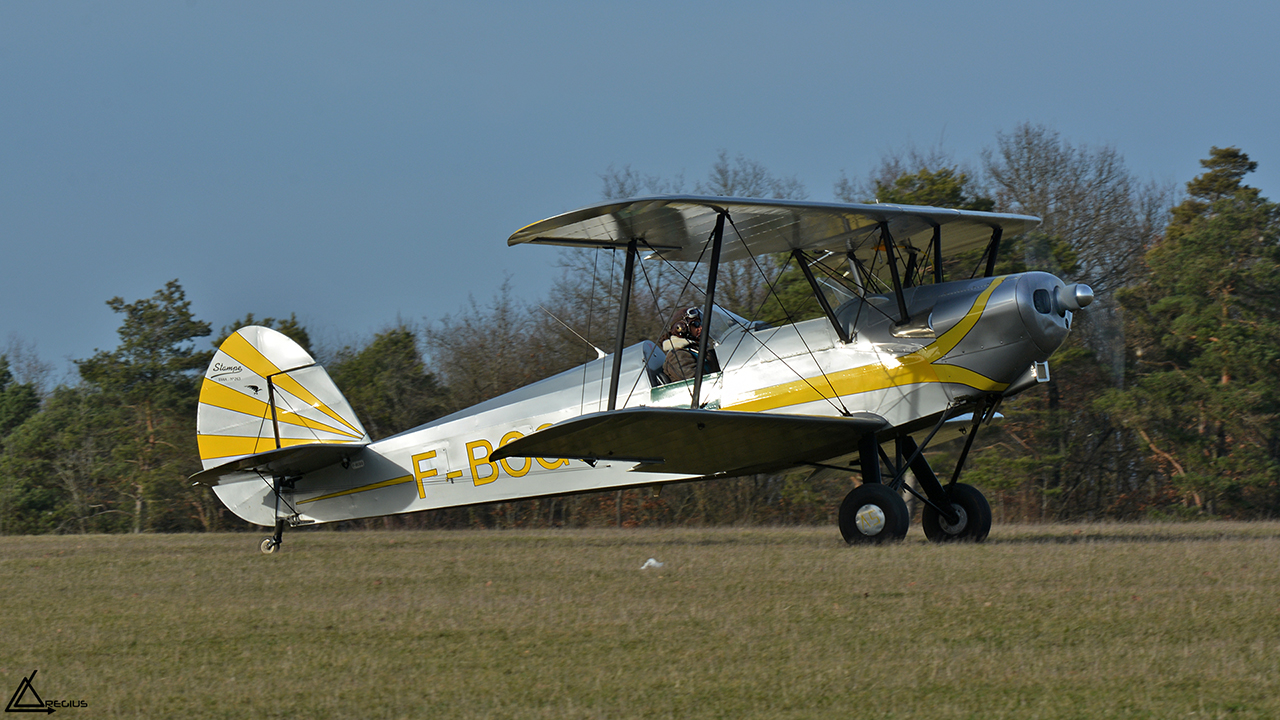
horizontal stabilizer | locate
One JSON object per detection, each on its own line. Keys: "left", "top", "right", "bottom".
{"left": 490, "top": 407, "right": 887, "bottom": 477}
{"left": 190, "top": 442, "right": 361, "bottom": 487}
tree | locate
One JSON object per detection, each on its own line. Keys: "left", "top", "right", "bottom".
{"left": 329, "top": 324, "right": 447, "bottom": 440}
{"left": 1100, "top": 147, "right": 1280, "bottom": 516}
{"left": 695, "top": 150, "right": 807, "bottom": 200}
{"left": 0, "top": 355, "right": 46, "bottom": 533}
{"left": 599, "top": 164, "right": 686, "bottom": 199}
{"left": 0, "top": 386, "right": 128, "bottom": 534}
{"left": 75, "top": 280, "right": 213, "bottom": 532}
{"left": 953, "top": 126, "right": 1176, "bottom": 521}
{"left": 836, "top": 144, "right": 992, "bottom": 211}
{"left": 0, "top": 356, "right": 40, "bottom": 445}
{"left": 1, "top": 336, "right": 54, "bottom": 397}
{"left": 982, "top": 122, "right": 1170, "bottom": 296}
{"left": 213, "top": 313, "right": 313, "bottom": 356}
{"left": 424, "top": 279, "right": 546, "bottom": 411}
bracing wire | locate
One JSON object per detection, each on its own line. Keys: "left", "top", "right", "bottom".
{"left": 645, "top": 220, "right": 851, "bottom": 417}
{"left": 647, "top": 233, "right": 715, "bottom": 406}
{"left": 811, "top": 256, "right": 898, "bottom": 326}
{"left": 620, "top": 251, "right": 672, "bottom": 406}
{"left": 723, "top": 215, "right": 848, "bottom": 415}
{"left": 600, "top": 247, "right": 618, "bottom": 406}
{"left": 256, "top": 472, "right": 300, "bottom": 518}
{"left": 580, "top": 246, "right": 602, "bottom": 414}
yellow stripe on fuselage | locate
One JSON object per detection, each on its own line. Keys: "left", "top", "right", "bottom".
{"left": 722, "top": 278, "right": 1008, "bottom": 414}
{"left": 296, "top": 475, "right": 414, "bottom": 504}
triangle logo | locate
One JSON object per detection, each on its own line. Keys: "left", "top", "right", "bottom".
{"left": 5, "top": 671, "right": 52, "bottom": 714}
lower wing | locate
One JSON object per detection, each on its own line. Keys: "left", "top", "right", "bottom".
{"left": 490, "top": 407, "right": 887, "bottom": 477}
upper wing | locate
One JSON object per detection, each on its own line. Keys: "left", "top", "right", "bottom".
{"left": 508, "top": 195, "right": 1040, "bottom": 270}
{"left": 489, "top": 407, "right": 888, "bottom": 477}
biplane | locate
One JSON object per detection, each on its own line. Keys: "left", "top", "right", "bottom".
{"left": 192, "top": 196, "right": 1091, "bottom": 553}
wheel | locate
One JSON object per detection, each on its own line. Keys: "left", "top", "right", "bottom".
{"left": 260, "top": 537, "right": 280, "bottom": 554}
{"left": 922, "top": 483, "right": 992, "bottom": 543}
{"left": 839, "top": 483, "right": 910, "bottom": 544}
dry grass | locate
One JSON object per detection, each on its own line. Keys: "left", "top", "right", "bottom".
{"left": 2, "top": 522, "right": 1279, "bottom": 718}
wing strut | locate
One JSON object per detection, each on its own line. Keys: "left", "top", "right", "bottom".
{"left": 691, "top": 211, "right": 726, "bottom": 409}
{"left": 793, "top": 249, "right": 851, "bottom": 344}
{"left": 983, "top": 226, "right": 1003, "bottom": 278}
{"left": 879, "top": 223, "right": 910, "bottom": 325}
{"left": 931, "top": 224, "right": 943, "bottom": 284}
{"left": 607, "top": 238, "right": 639, "bottom": 411}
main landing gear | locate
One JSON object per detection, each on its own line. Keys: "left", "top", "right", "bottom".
{"left": 838, "top": 401, "right": 995, "bottom": 545}
{"left": 839, "top": 482, "right": 910, "bottom": 544}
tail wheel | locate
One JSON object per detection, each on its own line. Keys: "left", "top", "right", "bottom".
{"left": 260, "top": 537, "right": 281, "bottom": 554}
{"left": 922, "top": 483, "right": 992, "bottom": 543}
{"left": 839, "top": 483, "right": 910, "bottom": 545}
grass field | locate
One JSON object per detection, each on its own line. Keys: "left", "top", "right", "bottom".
{"left": 2, "top": 523, "right": 1278, "bottom": 719}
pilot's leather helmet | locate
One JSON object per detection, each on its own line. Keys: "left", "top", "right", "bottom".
{"left": 671, "top": 307, "right": 702, "bottom": 340}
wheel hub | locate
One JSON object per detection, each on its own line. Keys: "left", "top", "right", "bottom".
{"left": 939, "top": 504, "right": 968, "bottom": 535}
{"left": 855, "top": 504, "right": 886, "bottom": 536}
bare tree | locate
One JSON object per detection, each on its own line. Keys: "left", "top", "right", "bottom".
{"left": 3, "top": 334, "right": 55, "bottom": 396}
{"left": 982, "top": 122, "right": 1172, "bottom": 294}
{"left": 834, "top": 143, "right": 974, "bottom": 204}
{"left": 695, "top": 150, "right": 808, "bottom": 200}
{"left": 982, "top": 123, "right": 1175, "bottom": 388}
{"left": 423, "top": 278, "right": 540, "bottom": 410}
{"left": 599, "top": 164, "right": 686, "bottom": 200}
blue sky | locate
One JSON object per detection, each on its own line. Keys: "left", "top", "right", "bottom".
{"left": 3, "top": 1, "right": 1277, "bottom": 379}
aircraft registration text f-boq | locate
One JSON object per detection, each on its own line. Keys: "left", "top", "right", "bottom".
{"left": 192, "top": 196, "right": 1092, "bottom": 553}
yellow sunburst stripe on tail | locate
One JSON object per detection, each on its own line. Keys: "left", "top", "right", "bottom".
{"left": 296, "top": 475, "right": 415, "bottom": 505}
{"left": 197, "top": 434, "right": 360, "bottom": 462}
{"left": 269, "top": 373, "right": 364, "bottom": 438}
{"left": 218, "top": 333, "right": 364, "bottom": 439}
{"left": 198, "top": 379, "right": 363, "bottom": 440}
{"left": 218, "top": 332, "right": 286, "bottom": 384}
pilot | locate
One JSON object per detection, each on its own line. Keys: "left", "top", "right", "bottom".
{"left": 660, "top": 307, "right": 720, "bottom": 382}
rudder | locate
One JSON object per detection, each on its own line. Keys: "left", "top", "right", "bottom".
{"left": 196, "top": 326, "right": 369, "bottom": 470}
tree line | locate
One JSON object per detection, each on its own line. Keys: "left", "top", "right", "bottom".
{"left": 1, "top": 124, "right": 1276, "bottom": 533}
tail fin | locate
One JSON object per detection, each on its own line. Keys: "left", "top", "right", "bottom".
{"left": 197, "top": 326, "right": 369, "bottom": 471}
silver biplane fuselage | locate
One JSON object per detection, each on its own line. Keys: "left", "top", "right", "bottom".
{"left": 193, "top": 196, "right": 1090, "bottom": 551}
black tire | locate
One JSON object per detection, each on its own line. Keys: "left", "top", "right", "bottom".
{"left": 921, "top": 483, "right": 992, "bottom": 543}
{"left": 839, "top": 483, "right": 910, "bottom": 545}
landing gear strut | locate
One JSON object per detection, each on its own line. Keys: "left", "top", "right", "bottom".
{"left": 260, "top": 518, "right": 285, "bottom": 554}
{"left": 259, "top": 475, "right": 295, "bottom": 555}
{"left": 838, "top": 399, "right": 998, "bottom": 545}
{"left": 839, "top": 434, "right": 910, "bottom": 544}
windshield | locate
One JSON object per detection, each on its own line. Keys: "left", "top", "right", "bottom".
{"left": 708, "top": 305, "right": 768, "bottom": 343}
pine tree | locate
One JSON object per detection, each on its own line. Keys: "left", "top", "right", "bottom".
{"left": 76, "top": 280, "right": 214, "bottom": 531}
{"left": 329, "top": 325, "right": 447, "bottom": 439}
{"left": 1101, "top": 148, "right": 1280, "bottom": 515}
